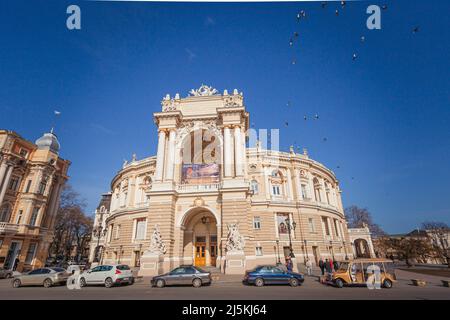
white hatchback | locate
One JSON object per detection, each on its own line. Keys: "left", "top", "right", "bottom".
{"left": 79, "top": 264, "right": 134, "bottom": 288}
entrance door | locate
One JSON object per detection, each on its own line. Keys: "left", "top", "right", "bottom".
{"left": 4, "top": 241, "right": 21, "bottom": 270}
{"left": 312, "top": 246, "right": 319, "bottom": 266}
{"left": 210, "top": 243, "right": 217, "bottom": 266}
{"left": 194, "top": 243, "right": 206, "bottom": 267}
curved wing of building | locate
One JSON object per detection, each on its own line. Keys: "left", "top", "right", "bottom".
{"left": 93, "top": 85, "right": 356, "bottom": 275}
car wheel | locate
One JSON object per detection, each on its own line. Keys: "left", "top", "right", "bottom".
{"left": 192, "top": 278, "right": 202, "bottom": 288}
{"left": 12, "top": 279, "right": 21, "bottom": 288}
{"left": 43, "top": 278, "right": 53, "bottom": 288}
{"left": 289, "top": 278, "right": 299, "bottom": 287}
{"left": 104, "top": 277, "right": 114, "bottom": 288}
{"left": 79, "top": 277, "right": 86, "bottom": 287}
{"left": 156, "top": 279, "right": 165, "bottom": 288}
{"left": 255, "top": 278, "right": 264, "bottom": 287}
{"left": 335, "top": 278, "right": 344, "bottom": 288}
{"left": 382, "top": 279, "right": 393, "bottom": 289}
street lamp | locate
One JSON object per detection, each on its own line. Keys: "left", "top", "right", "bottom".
{"left": 275, "top": 240, "right": 281, "bottom": 264}
{"left": 93, "top": 225, "right": 103, "bottom": 263}
{"left": 285, "top": 218, "right": 296, "bottom": 258}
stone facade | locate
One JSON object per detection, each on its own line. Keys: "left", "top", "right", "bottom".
{"left": 0, "top": 130, "right": 70, "bottom": 272}
{"left": 94, "top": 86, "right": 355, "bottom": 275}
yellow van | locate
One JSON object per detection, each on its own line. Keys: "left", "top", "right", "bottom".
{"left": 330, "top": 258, "right": 396, "bottom": 289}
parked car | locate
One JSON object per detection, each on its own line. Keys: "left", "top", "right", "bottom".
{"left": 12, "top": 267, "right": 70, "bottom": 288}
{"left": 0, "top": 267, "right": 13, "bottom": 279}
{"left": 151, "top": 265, "right": 211, "bottom": 288}
{"left": 79, "top": 264, "right": 134, "bottom": 288}
{"left": 329, "top": 258, "right": 396, "bottom": 289}
{"left": 243, "top": 265, "right": 305, "bottom": 287}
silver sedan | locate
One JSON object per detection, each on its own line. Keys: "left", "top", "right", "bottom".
{"left": 151, "top": 265, "right": 212, "bottom": 288}
{"left": 12, "top": 267, "right": 70, "bottom": 288}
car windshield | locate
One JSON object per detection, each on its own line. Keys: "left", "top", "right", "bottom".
{"left": 116, "top": 265, "right": 130, "bottom": 270}
{"left": 337, "top": 262, "right": 349, "bottom": 272}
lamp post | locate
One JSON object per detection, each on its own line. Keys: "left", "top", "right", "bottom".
{"left": 93, "top": 225, "right": 103, "bottom": 263}
{"left": 275, "top": 240, "right": 281, "bottom": 264}
{"left": 303, "top": 239, "right": 309, "bottom": 264}
{"left": 285, "top": 218, "right": 297, "bottom": 258}
{"left": 343, "top": 241, "right": 349, "bottom": 260}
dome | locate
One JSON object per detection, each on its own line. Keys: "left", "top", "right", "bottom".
{"left": 35, "top": 131, "right": 60, "bottom": 154}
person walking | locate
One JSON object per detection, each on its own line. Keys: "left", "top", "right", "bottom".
{"left": 286, "top": 257, "right": 293, "bottom": 272}
{"left": 318, "top": 258, "right": 325, "bottom": 275}
{"left": 306, "top": 258, "right": 313, "bottom": 276}
{"left": 13, "top": 257, "right": 20, "bottom": 271}
{"left": 325, "top": 258, "right": 332, "bottom": 274}
{"left": 333, "top": 260, "right": 339, "bottom": 271}
{"left": 329, "top": 258, "right": 334, "bottom": 272}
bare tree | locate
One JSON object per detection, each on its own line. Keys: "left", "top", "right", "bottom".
{"left": 421, "top": 221, "right": 450, "bottom": 267}
{"left": 345, "top": 205, "right": 385, "bottom": 237}
{"left": 48, "top": 184, "right": 93, "bottom": 264}
{"left": 378, "top": 237, "right": 433, "bottom": 267}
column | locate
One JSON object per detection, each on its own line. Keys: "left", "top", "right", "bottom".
{"left": 223, "top": 126, "right": 232, "bottom": 177}
{"left": 286, "top": 168, "right": 293, "bottom": 200}
{"left": 0, "top": 160, "right": 8, "bottom": 191}
{"left": 127, "top": 176, "right": 135, "bottom": 207}
{"left": 164, "top": 129, "right": 176, "bottom": 181}
{"left": 134, "top": 176, "right": 142, "bottom": 205}
{"left": 234, "top": 126, "right": 243, "bottom": 176}
{"left": 155, "top": 130, "right": 167, "bottom": 181}
{"left": 0, "top": 164, "right": 13, "bottom": 206}
{"left": 293, "top": 169, "right": 300, "bottom": 200}
{"left": 264, "top": 167, "right": 270, "bottom": 200}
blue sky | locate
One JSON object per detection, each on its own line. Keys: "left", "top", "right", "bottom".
{"left": 1, "top": 0, "right": 449, "bottom": 233}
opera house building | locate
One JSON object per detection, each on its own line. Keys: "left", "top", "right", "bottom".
{"left": 91, "top": 85, "right": 372, "bottom": 275}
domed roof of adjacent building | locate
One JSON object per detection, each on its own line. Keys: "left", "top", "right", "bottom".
{"left": 35, "top": 130, "right": 60, "bottom": 154}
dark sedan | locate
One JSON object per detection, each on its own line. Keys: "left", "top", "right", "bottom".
{"left": 243, "top": 265, "right": 304, "bottom": 287}
{"left": 151, "top": 265, "right": 211, "bottom": 288}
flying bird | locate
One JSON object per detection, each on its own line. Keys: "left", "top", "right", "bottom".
{"left": 323, "top": 137, "right": 328, "bottom": 142}
{"left": 303, "top": 115, "right": 307, "bottom": 121}
{"left": 412, "top": 26, "right": 420, "bottom": 34}
{"left": 294, "top": 32, "right": 299, "bottom": 38}
{"left": 341, "top": 1, "right": 346, "bottom": 8}
{"left": 352, "top": 53, "right": 358, "bottom": 61}
{"left": 314, "top": 114, "right": 319, "bottom": 120}
{"left": 284, "top": 122, "right": 289, "bottom": 127}
{"left": 289, "top": 38, "right": 294, "bottom": 46}
{"left": 382, "top": 5, "right": 388, "bottom": 10}
{"left": 54, "top": 110, "right": 61, "bottom": 116}
{"left": 335, "top": 9, "right": 339, "bottom": 16}
{"left": 360, "top": 36, "right": 365, "bottom": 42}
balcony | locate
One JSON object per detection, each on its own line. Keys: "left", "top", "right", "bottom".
{"left": 177, "top": 183, "right": 220, "bottom": 193}
{"left": 0, "top": 222, "right": 19, "bottom": 235}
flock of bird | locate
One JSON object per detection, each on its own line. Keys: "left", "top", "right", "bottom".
{"left": 283, "top": 1, "right": 421, "bottom": 180}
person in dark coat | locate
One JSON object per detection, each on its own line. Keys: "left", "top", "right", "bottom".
{"left": 333, "top": 260, "right": 339, "bottom": 271}
{"left": 318, "top": 258, "right": 325, "bottom": 275}
{"left": 13, "top": 257, "right": 20, "bottom": 271}
{"left": 286, "top": 257, "right": 293, "bottom": 272}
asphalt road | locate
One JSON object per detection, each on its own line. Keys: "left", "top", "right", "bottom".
{"left": 0, "top": 269, "right": 448, "bottom": 300}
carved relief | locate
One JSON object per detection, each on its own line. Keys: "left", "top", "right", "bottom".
{"left": 225, "top": 222, "right": 245, "bottom": 253}
{"left": 148, "top": 224, "right": 166, "bottom": 255}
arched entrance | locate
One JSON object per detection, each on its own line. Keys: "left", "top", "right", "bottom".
{"left": 181, "top": 207, "right": 219, "bottom": 268}
{"left": 354, "top": 239, "right": 371, "bottom": 258}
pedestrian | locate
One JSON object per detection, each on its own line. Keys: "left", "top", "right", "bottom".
{"left": 329, "top": 258, "right": 334, "bottom": 272}
{"left": 325, "top": 258, "right": 332, "bottom": 274}
{"left": 333, "top": 260, "right": 339, "bottom": 271}
{"left": 306, "top": 258, "right": 313, "bottom": 276}
{"left": 13, "top": 257, "right": 20, "bottom": 271}
{"left": 286, "top": 257, "right": 293, "bottom": 272}
{"left": 318, "top": 258, "right": 325, "bottom": 275}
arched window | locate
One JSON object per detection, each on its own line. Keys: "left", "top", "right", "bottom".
{"left": 250, "top": 180, "right": 259, "bottom": 194}
{"left": 313, "top": 178, "right": 321, "bottom": 202}
{"left": 0, "top": 204, "right": 11, "bottom": 222}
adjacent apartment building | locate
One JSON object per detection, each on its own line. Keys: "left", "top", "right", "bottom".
{"left": 0, "top": 129, "right": 70, "bottom": 272}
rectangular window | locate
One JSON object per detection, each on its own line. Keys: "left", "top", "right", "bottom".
{"left": 115, "top": 224, "right": 121, "bottom": 239}
{"left": 38, "top": 181, "right": 46, "bottom": 195}
{"left": 108, "top": 224, "right": 114, "bottom": 243}
{"left": 255, "top": 247, "right": 263, "bottom": 256}
{"left": 25, "top": 243, "right": 37, "bottom": 264}
{"left": 19, "top": 148, "right": 28, "bottom": 158}
{"left": 272, "top": 185, "right": 281, "bottom": 196}
{"left": 308, "top": 218, "right": 315, "bottom": 233}
{"left": 135, "top": 218, "right": 146, "bottom": 240}
{"left": 334, "top": 219, "right": 340, "bottom": 237}
{"left": 253, "top": 216, "right": 261, "bottom": 229}
{"left": 322, "top": 217, "right": 330, "bottom": 236}
{"left": 16, "top": 210, "right": 23, "bottom": 224}
{"left": 29, "top": 207, "right": 40, "bottom": 226}
{"left": 25, "top": 180, "right": 32, "bottom": 193}
{"left": 8, "top": 177, "right": 20, "bottom": 191}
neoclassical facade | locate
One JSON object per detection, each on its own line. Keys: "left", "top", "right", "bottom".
{"left": 97, "top": 85, "right": 358, "bottom": 275}
{"left": 0, "top": 129, "right": 70, "bottom": 272}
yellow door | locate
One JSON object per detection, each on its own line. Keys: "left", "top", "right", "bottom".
{"left": 210, "top": 244, "right": 217, "bottom": 266}
{"left": 195, "top": 243, "right": 206, "bottom": 266}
